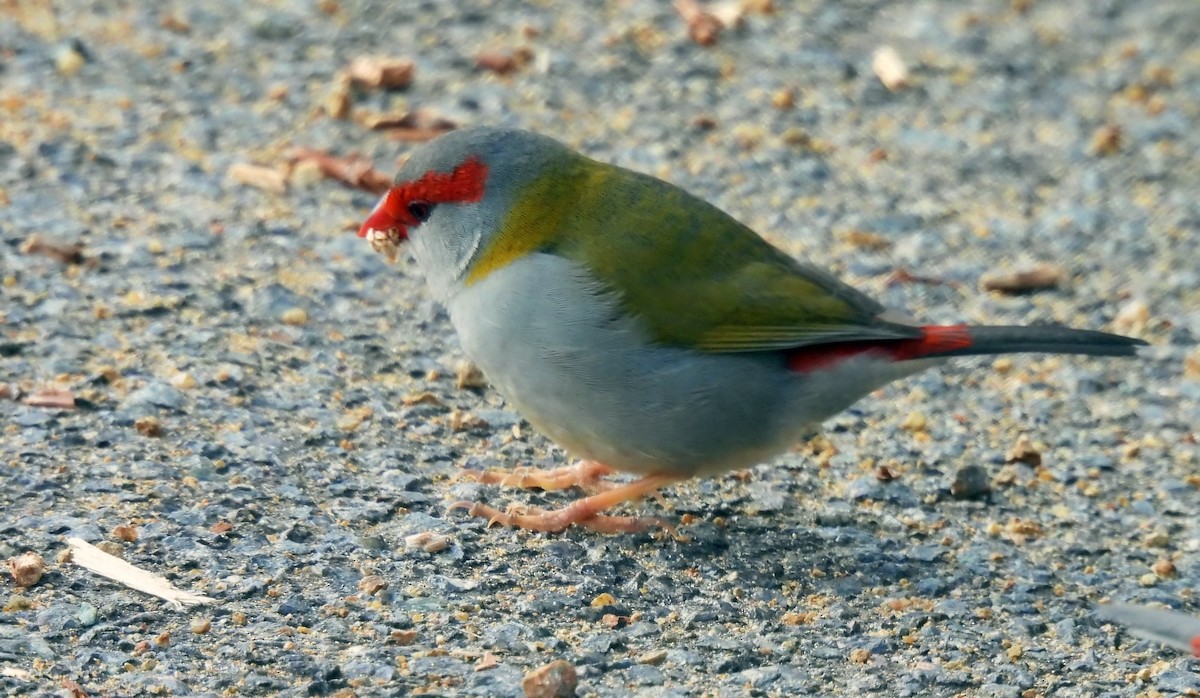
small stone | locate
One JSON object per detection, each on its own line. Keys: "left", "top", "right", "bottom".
{"left": 637, "top": 649, "right": 668, "bottom": 665}
{"left": 523, "top": 659, "right": 577, "bottom": 698}
{"left": 1091, "top": 124, "right": 1122, "bottom": 156}
{"left": 77, "top": 602, "right": 98, "bottom": 627}
{"left": 346, "top": 56, "right": 415, "bottom": 89}
{"left": 456, "top": 361, "right": 487, "bottom": 389}
{"left": 190, "top": 618, "right": 212, "bottom": 634}
{"left": 112, "top": 525, "right": 138, "bottom": 542}
{"left": 448, "top": 409, "right": 485, "bottom": 432}
{"left": 1143, "top": 530, "right": 1169, "bottom": 548}
{"left": 281, "top": 307, "right": 308, "bottom": 326}
{"left": 87, "top": 542, "right": 123, "bottom": 561}
{"left": 771, "top": 87, "right": 795, "bottom": 110}
{"left": 7, "top": 552, "right": 46, "bottom": 588}
{"left": 1112, "top": 299, "right": 1150, "bottom": 335}
{"left": 899, "top": 412, "right": 927, "bottom": 432}
{"left": 849, "top": 648, "right": 871, "bottom": 663}
{"left": 590, "top": 593, "right": 617, "bottom": 607}
{"left": 872, "top": 45, "right": 909, "bottom": 91}
{"left": 358, "top": 575, "right": 388, "bottom": 595}
{"left": 1185, "top": 350, "right": 1200, "bottom": 380}
{"left": 951, "top": 464, "right": 991, "bottom": 500}
{"left": 1152, "top": 559, "right": 1176, "bottom": 578}
{"left": 135, "top": 416, "right": 163, "bottom": 437}
{"left": 402, "top": 392, "right": 440, "bottom": 406}
{"left": 4, "top": 595, "right": 33, "bottom": 611}
{"left": 1006, "top": 435, "right": 1042, "bottom": 467}
{"left": 55, "top": 43, "right": 86, "bottom": 76}
{"left": 170, "top": 372, "right": 197, "bottom": 390}
{"left": 1138, "top": 572, "right": 1159, "bottom": 587}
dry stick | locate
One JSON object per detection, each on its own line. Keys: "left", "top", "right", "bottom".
{"left": 66, "top": 538, "right": 215, "bottom": 610}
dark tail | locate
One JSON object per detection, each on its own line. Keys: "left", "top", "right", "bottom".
{"left": 904, "top": 324, "right": 1148, "bottom": 360}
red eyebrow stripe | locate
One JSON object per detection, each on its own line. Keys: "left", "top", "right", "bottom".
{"left": 357, "top": 157, "right": 488, "bottom": 239}
{"left": 396, "top": 156, "right": 488, "bottom": 207}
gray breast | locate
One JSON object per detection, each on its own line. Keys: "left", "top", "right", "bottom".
{"left": 444, "top": 253, "right": 801, "bottom": 475}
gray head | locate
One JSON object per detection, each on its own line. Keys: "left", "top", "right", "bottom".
{"left": 357, "top": 127, "right": 576, "bottom": 299}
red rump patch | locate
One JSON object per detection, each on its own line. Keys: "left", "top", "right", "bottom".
{"left": 356, "top": 157, "right": 488, "bottom": 239}
{"left": 786, "top": 324, "right": 974, "bottom": 373}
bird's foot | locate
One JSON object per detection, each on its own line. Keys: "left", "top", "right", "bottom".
{"left": 459, "top": 460, "right": 617, "bottom": 493}
{"left": 448, "top": 473, "right": 689, "bottom": 539}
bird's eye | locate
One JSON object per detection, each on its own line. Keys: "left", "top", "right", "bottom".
{"left": 407, "top": 201, "right": 434, "bottom": 223}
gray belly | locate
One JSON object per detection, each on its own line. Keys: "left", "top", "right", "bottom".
{"left": 444, "top": 253, "right": 805, "bottom": 475}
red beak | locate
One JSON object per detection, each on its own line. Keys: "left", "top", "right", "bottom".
{"left": 357, "top": 190, "right": 407, "bottom": 241}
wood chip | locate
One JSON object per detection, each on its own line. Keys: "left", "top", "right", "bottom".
{"left": 288, "top": 148, "right": 391, "bottom": 194}
{"left": 23, "top": 387, "right": 75, "bottom": 409}
{"left": 20, "top": 234, "right": 86, "bottom": 265}
{"left": 1, "top": 667, "right": 33, "bottom": 681}
{"left": 160, "top": 13, "right": 190, "bottom": 33}
{"left": 66, "top": 537, "right": 215, "bottom": 610}
{"left": 325, "top": 75, "right": 352, "bottom": 119}
{"left": 346, "top": 56, "right": 414, "bottom": 89}
{"left": 980, "top": 263, "right": 1065, "bottom": 293}
{"left": 475, "top": 48, "right": 533, "bottom": 75}
{"left": 840, "top": 229, "right": 890, "bottom": 251}
{"left": 367, "top": 109, "right": 458, "bottom": 142}
{"left": 873, "top": 46, "right": 910, "bottom": 91}
{"left": 61, "top": 678, "right": 88, "bottom": 698}
{"left": 675, "top": 0, "right": 723, "bottom": 46}
{"left": 228, "top": 163, "right": 287, "bottom": 193}
{"left": 404, "top": 531, "right": 451, "bottom": 553}
{"left": 475, "top": 651, "right": 499, "bottom": 672}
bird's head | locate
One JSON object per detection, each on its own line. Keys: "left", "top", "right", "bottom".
{"left": 357, "top": 128, "right": 571, "bottom": 289}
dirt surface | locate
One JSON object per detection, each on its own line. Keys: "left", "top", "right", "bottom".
{"left": 2, "top": 1, "right": 1199, "bottom": 696}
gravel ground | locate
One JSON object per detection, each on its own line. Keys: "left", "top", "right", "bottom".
{"left": 2, "top": 1, "right": 1199, "bottom": 696}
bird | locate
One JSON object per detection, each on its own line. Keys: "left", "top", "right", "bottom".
{"left": 357, "top": 126, "right": 1146, "bottom": 535}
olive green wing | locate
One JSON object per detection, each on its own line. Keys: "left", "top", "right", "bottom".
{"left": 552, "top": 162, "right": 921, "bottom": 352}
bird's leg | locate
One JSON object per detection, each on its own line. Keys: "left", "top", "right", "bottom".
{"left": 460, "top": 460, "right": 617, "bottom": 493}
{"left": 449, "top": 473, "right": 686, "bottom": 535}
